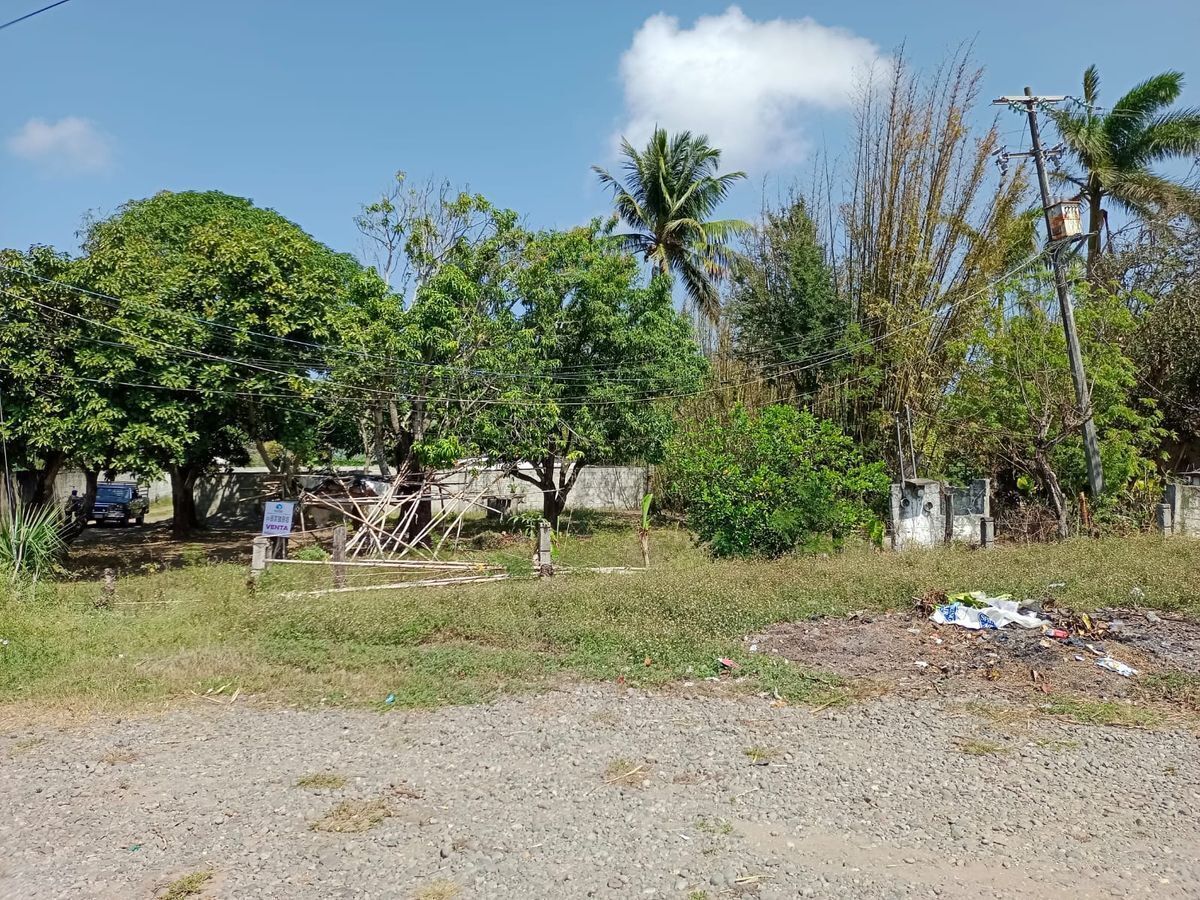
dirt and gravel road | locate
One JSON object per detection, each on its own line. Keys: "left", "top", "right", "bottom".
{"left": 1, "top": 685, "right": 1197, "bottom": 900}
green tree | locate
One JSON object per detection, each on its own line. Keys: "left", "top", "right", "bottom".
{"left": 1049, "top": 66, "right": 1200, "bottom": 272}
{"left": 943, "top": 271, "right": 1164, "bottom": 537}
{"left": 493, "top": 222, "right": 707, "bottom": 529}
{"left": 593, "top": 128, "right": 748, "bottom": 326}
{"left": 0, "top": 246, "right": 128, "bottom": 509}
{"left": 662, "top": 404, "right": 889, "bottom": 558}
{"left": 728, "top": 194, "right": 846, "bottom": 394}
{"left": 77, "top": 191, "right": 379, "bottom": 536}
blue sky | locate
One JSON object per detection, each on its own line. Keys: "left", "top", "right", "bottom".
{"left": 3, "top": 0, "right": 1198, "bottom": 259}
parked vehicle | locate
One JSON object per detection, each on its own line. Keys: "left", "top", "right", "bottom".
{"left": 89, "top": 482, "right": 150, "bottom": 527}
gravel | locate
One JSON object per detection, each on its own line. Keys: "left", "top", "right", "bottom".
{"left": 1, "top": 686, "right": 1198, "bottom": 898}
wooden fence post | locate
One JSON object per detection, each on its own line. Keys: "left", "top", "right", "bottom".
{"left": 332, "top": 524, "right": 347, "bottom": 588}
{"left": 96, "top": 567, "right": 116, "bottom": 609}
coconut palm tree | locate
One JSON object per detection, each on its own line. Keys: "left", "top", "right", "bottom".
{"left": 1049, "top": 66, "right": 1200, "bottom": 272}
{"left": 593, "top": 128, "right": 748, "bottom": 325}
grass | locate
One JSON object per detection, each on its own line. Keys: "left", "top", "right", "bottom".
{"left": 1040, "top": 695, "right": 1164, "bottom": 728}
{"left": 953, "top": 737, "right": 1009, "bottom": 756}
{"left": 1140, "top": 672, "right": 1200, "bottom": 710}
{"left": 2, "top": 521, "right": 1199, "bottom": 714}
{"left": 101, "top": 749, "right": 139, "bottom": 765}
{"left": 695, "top": 815, "right": 734, "bottom": 835}
{"left": 412, "top": 881, "right": 460, "bottom": 900}
{"left": 296, "top": 772, "right": 347, "bottom": 790}
{"left": 159, "top": 870, "right": 212, "bottom": 900}
{"left": 310, "top": 798, "right": 391, "bottom": 833}
{"left": 603, "top": 757, "right": 650, "bottom": 787}
{"left": 741, "top": 745, "right": 779, "bottom": 765}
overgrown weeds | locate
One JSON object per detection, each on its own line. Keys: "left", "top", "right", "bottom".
{"left": 296, "top": 772, "right": 346, "bottom": 790}
{"left": 1, "top": 527, "right": 1198, "bottom": 714}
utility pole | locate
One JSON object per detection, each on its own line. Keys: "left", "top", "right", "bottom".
{"left": 993, "top": 88, "right": 1105, "bottom": 497}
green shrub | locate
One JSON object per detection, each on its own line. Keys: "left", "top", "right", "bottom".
{"left": 295, "top": 545, "right": 330, "bottom": 562}
{"left": 471, "top": 530, "right": 506, "bottom": 550}
{"left": 179, "top": 545, "right": 209, "bottom": 567}
{"left": 662, "top": 404, "right": 888, "bottom": 557}
{"left": 0, "top": 500, "right": 65, "bottom": 586}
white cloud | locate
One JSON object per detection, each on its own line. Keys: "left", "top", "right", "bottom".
{"left": 615, "top": 6, "right": 884, "bottom": 170}
{"left": 7, "top": 117, "right": 113, "bottom": 174}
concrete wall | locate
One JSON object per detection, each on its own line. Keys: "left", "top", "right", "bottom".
{"left": 26, "top": 469, "right": 172, "bottom": 506}
{"left": 1165, "top": 482, "right": 1200, "bottom": 537}
{"left": 890, "top": 478, "right": 989, "bottom": 550}
{"left": 194, "top": 464, "right": 650, "bottom": 524}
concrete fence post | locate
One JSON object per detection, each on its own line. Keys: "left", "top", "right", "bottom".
{"left": 1156, "top": 502, "right": 1173, "bottom": 536}
{"left": 536, "top": 519, "right": 553, "bottom": 576}
{"left": 979, "top": 517, "right": 995, "bottom": 550}
{"left": 250, "top": 536, "right": 269, "bottom": 579}
{"left": 332, "top": 524, "right": 347, "bottom": 588}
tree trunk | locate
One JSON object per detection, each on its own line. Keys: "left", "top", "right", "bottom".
{"left": 169, "top": 464, "right": 202, "bottom": 538}
{"left": 1034, "top": 451, "right": 1069, "bottom": 539}
{"left": 31, "top": 450, "right": 67, "bottom": 508}
{"left": 82, "top": 467, "right": 99, "bottom": 521}
{"left": 540, "top": 453, "right": 562, "bottom": 530}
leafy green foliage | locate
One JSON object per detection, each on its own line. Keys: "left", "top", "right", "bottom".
{"left": 593, "top": 128, "right": 748, "bottom": 324}
{"left": 1049, "top": 66, "right": 1200, "bottom": 269}
{"left": 729, "top": 195, "right": 846, "bottom": 394}
{"left": 663, "top": 405, "right": 889, "bottom": 557}
{"left": 489, "top": 222, "right": 707, "bottom": 526}
{"left": 943, "top": 270, "right": 1164, "bottom": 531}
{"left": 0, "top": 500, "right": 65, "bottom": 587}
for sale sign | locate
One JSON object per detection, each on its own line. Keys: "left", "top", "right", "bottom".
{"left": 261, "top": 500, "right": 296, "bottom": 536}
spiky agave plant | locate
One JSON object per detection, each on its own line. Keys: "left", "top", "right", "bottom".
{"left": 0, "top": 499, "right": 65, "bottom": 589}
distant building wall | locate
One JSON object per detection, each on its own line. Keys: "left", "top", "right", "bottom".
{"left": 194, "top": 464, "right": 650, "bottom": 524}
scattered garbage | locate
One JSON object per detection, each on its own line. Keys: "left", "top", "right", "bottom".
{"left": 1096, "top": 657, "right": 1139, "bottom": 678}
{"left": 384, "top": 693, "right": 396, "bottom": 705}
{"left": 1043, "top": 627, "right": 1070, "bottom": 640}
{"left": 717, "top": 657, "right": 741, "bottom": 671}
{"left": 930, "top": 592, "right": 1045, "bottom": 630}
{"left": 1047, "top": 582, "right": 1066, "bottom": 589}
{"left": 913, "top": 660, "right": 930, "bottom": 669}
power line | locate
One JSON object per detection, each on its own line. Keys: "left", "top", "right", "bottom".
{"left": 0, "top": 0, "right": 73, "bottom": 31}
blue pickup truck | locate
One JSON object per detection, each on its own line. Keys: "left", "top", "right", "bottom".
{"left": 87, "top": 482, "right": 150, "bottom": 527}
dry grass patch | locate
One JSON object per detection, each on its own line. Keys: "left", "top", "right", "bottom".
{"left": 953, "top": 737, "right": 1008, "bottom": 756}
{"left": 602, "top": 757, "right": 651, "bottom": 787}
{"left": 6, "top": 735, "right": 46, "bottom": 757}
{"left": 296, "top": 772, "right": 346, "bottom": 790}
{"left": 310, "top": 798, "right": 391, "bottom": 833}
{"left": 101, "top": 749, "right": 139, "bottom": 765}
{"left": 412, "top": 880, "right": 460, "bottom": 900}
{"left": 1041, "top": 695, "right": 1163, "bottom": 729}
{"left": 158, "top": 869, "right": 212, "bottom": 900}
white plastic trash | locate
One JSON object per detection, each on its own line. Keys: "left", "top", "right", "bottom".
{"left": 1096, "top": 657, "right": 1138, "bottom": 678}
{"left": 930, "top": 597, "right": 1045, "bottom": 631}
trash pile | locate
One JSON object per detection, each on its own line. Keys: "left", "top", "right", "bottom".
{"left": 928, "top": 590, "right": 1140, "bottom": 680}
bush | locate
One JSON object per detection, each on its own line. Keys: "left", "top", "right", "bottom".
{"left": 295, "top": 545, "right": 330, "bottom": 562}
{"left": 0, "top": 500, "right": 65, "bottom": 587}
{"left": 662, "top": 404, "right": 889, "bottom": 557}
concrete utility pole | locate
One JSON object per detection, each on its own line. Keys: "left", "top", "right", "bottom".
{"left": 993, "top": 88, "right": 1105, "bottom": 497}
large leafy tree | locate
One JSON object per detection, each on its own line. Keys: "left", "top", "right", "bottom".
{"left": 943, "top": 271, "right": 1163, "bottom": 537}
{"left": 0, "top": 246, "right": 143, "bottom": 510}
{"left": 593, "top": 128, "right": 748, "bottom": 326}
{"left": 728, "top": 194, "right": 846, "bottom": 395}
{"left": 494, "top": 222, "right": 707, "bottom": 529}
{"left": 77, "top": 190, "right": 380, "bottom": 536}
{"left": 1049, "top": 66, "right": 1200, "bottom": 272}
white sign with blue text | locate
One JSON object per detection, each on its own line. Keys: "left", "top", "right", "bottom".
{"left": 261, "top": 501, "right": 296, "bottom": 536}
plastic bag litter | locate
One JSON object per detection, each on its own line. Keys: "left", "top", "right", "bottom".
{"left": 1096, "top": 656, "right": 1138, "bottom": 678}
{"left": 930, "top": 593, "right": 1045, "bottom": 630}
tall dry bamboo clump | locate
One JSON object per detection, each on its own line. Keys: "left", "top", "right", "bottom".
{"left": 838, "top": 49, "right": 1031, "bottom": 456}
